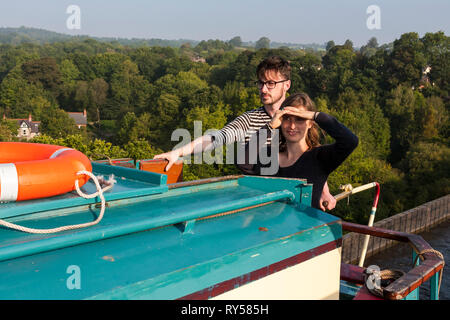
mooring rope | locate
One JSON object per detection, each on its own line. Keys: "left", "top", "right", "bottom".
{"left": 364, "top": 266, "right": 405, "bottom": 298}
{"left": 0, "top": 171, "right": 115, "bottom": 234}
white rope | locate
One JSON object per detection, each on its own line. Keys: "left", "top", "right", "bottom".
{"left": 0, "top": 171, "right": 114, "bottom": 234}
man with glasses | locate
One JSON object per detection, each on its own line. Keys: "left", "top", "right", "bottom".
{"left": 154, "top": 56, "right": 336, "bottom": 210}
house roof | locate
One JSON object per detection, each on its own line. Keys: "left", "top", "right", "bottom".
{"left": 67, "top": 112, "right": 87, "bottom": 126}
{"left": 17, "top": 120, "right": 40, "bottom": 133}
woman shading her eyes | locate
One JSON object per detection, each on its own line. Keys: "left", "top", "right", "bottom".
{"left": 238, "top": 92, "right": 359, "bottom": 210}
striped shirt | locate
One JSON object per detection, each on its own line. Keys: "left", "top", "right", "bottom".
{"left": 209, "top": 106, "right": 273, "bottom": 148}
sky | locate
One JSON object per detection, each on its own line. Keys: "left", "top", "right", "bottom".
{"left": 0, "top": 0, "right": 449, "bottom": 47}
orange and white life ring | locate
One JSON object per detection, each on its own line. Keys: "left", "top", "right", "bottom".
{"left": 0, "top": 142, "right": 92, "bottom": 202}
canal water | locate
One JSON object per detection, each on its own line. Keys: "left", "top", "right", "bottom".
{"left": 364, "top": 219, "right": 450, "bottom": 300}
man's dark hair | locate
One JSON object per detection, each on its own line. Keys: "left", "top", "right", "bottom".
{"left": 256, "top": 56, "right": 291, "bottom": 80}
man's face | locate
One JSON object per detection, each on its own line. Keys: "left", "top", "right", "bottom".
{"left": 258, "top": 70, "right": 290, "bottom": 107}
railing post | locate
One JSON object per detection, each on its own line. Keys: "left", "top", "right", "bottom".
{"left": 404, "top": 250, "right": 420, "bottom": 300}
{"left": 430, "top": 271, "right": 440, "bottom": 300}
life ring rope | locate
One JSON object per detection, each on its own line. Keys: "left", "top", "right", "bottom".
{"left": 0, "top": 171, "right": 115, "bottom": 234}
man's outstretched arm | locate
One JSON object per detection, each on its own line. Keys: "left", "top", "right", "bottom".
{"left": 154, "top": 112, "right": 250, "bottom": 171}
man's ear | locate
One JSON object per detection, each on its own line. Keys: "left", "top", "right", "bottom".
{"left": 285, "top": 80, "right": 291, "bottom": 91}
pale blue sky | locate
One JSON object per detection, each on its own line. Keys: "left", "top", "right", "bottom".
{"left": 0, "top": 0, "right": 448, "bottom": 46}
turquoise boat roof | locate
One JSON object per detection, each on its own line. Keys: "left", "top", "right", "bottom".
{"left": 0, "top": 164, "right": 341, "bottom": 299}
{"left": 0, "top": 163, "right": 168, "bottom": 219}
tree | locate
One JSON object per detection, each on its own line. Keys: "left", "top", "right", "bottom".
{"left": 416, "top": 96, "right": 446, "bottom": 141}
{"left": 360, "top": 37, "right": 379, "bottom": 57}
{"left": 343, "top": 39, "right": 353, "bottom": 50}
{"left": 421, "top": 31, "right": 450, "bottom": 94}
{"left": 124, "top": 139, "right": 162, "bottom": 161}
{"left": 194, "top": 39, "right": 233, "bottom": 53}
{"left": 185, "top": 103, "right": 227, "bottom": 133}
{"left": 326, "top": 40, "right": 335, "bottom": 51}
{"left": 403, "top": 142, "right": 450, "bottom": 206}
{"left": 322, "top": 45, "right": 357, "bottom": 98}
{"left": 385, "top": 32, "right": 426, "bottom": 89}
{"left": 21, "top": 57, "right": 62, "bottom": 95}
{"left": 39, "top": 106, "right": 78, "bottom": 138}
{"left": 0, "top": 119, "right": 18, "bottom": 141}
{"left": 228, "top": 36, "right": 242, "bottom": 47}
{"left": 290, "top": 53, "right": 323, "bottom": 97}
{"left": 129, "top": 47, "right": 166, "bottom": 82}
{"left": 116, "top": 112, "right": 153, "bottom": 146}
{"left": 255, "top": 37, "right": 270, "bottom": 49}
{"left": 68, "top": 53, "right": 96, "bottom": 81}
{"left": 222, "top": 81, "right": 259, "bottom": 119}
{"left": 89, "top": 78, "right": 109, "bottom": 122}
{"left": 73, "top": 80, "right": 90, "bottom": 112}
{"left": 108, "top": 59, "right": 151, "bottom": 119}
{"left": 333, "top": 88, "right": 391, "bottom": 160}
{"left": 59, "top": 59, "right": 80, "bottom": 85}
{"left": 149, "top": 92, "right": 182, "bottom": 150}
{"left": 354, "top": 48, "right": 387, "bottom": 94}
{"left": 159, "top": 55, "right": 194, "bottom": 77}
{"left": 91, "top": 52, "right": 129, "bottom": 82}
{"left": 0, "top": 65, "right": 54, "bottom": 118}
{"left": 367, "top": 37, "right": 379, "bottom": 49}
{"left": 384, "top": 85, "right": 422, "bottom": 164}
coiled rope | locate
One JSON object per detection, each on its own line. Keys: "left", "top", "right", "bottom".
{"left": 364, "top": 266, "right": 405, "bottom": 298}
{"left": 0, "top": 170, "right": 115, "bottom": 234}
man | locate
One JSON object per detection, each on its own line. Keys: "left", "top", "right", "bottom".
{"left": 154, "top": 56, "right": 336, "bottom": 210}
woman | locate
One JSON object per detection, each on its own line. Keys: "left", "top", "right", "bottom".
{"left": 238, "top": 93, "right": 359, "bottom": 210}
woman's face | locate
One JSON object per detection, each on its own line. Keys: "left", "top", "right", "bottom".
{"left": 281, "top": 106, "right": 313, "bottom": 143}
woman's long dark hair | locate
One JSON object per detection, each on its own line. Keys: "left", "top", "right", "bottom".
{"left": 279, "top": 93, "right": 321, "bottom": 152}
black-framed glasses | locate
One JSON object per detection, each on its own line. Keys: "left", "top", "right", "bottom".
{"left": 255, "top": 79, "right": 289, "bottom": 89}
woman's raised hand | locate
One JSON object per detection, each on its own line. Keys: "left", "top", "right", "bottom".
{"left": 268, "top": 109, "right": 287, "bottom": 129}
{"left": 281, "top": 107, "right": 316, "bottom": 120}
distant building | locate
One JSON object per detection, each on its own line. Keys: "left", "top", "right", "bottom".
{"left": 2, "top": 114, "right": 41, "bottom": 140}
{"left": 418, "top": 65, "right": 434, "bottom": 90}
{"left": 3, "top": 109, "right": 87, "bottom": 139}
{"left": 191, "top": 55, "right": 206, "bottom": 63}
{"left": 67, "top": 109, "right": 87, "bottom": 129}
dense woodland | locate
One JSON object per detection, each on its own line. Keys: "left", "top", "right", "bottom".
{"left": 0, "top": 28, "right": 448, "bottom": 224}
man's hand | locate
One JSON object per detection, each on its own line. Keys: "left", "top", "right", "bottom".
{"left": 153, "top": 149, "right": 181, "bottom": 171}
{"left": 320, "top": 182, "right": 336, "bottom": 211}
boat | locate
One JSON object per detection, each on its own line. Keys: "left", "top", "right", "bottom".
{"left": 0, "top": 152, "right": 444, "bottom": 300}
